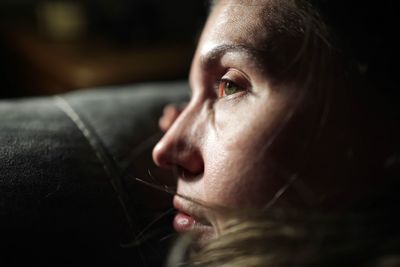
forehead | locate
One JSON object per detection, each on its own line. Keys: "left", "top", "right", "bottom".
{"left": 198, "top": 0, "right": 285, "bottom": 60}
{"left": 191, "top": 0, "right": 306, "bottom": 85}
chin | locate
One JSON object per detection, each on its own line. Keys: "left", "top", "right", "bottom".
{"left": 194, "top": 227, "right": 217, "bottom": 248}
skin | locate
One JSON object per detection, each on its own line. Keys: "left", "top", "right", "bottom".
{"left": 152, "top": 0, "right": 394, "bottom": 244}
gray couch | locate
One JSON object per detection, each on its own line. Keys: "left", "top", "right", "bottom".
{"left": 0, "top": 81, "right": 189, "bottom": 266}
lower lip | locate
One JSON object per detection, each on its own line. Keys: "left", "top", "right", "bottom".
{"left": 173, "top": 212, "right": 195, "bottom": 232}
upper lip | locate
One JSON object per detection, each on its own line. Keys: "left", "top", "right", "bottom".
{"left": 173, "top": 195, "right": 213, "bottom": 226}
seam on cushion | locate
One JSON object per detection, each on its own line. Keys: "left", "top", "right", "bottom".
{"left": 53, "top": 95, "right": 135, "bottom": 231}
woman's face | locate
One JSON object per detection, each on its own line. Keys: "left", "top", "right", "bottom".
{"left": 153, "top": 0, "right": 366, "bottom": 244}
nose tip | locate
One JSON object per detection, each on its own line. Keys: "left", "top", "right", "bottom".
{"left": 152, "top": 135, "right": 204, "bottom": 176}
{"left": 152, "top": 139, "right": 172, "bottom": 169}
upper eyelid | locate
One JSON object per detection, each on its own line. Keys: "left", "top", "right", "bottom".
{"left": 221, "top": 69, "right": 252, "bottom": 88}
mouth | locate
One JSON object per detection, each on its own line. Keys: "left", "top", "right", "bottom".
{"left": 172, "top": 196, "right": 213, "bottom": 234}
{"left": 173, "top": 211, "right": 196, "bottom": 232}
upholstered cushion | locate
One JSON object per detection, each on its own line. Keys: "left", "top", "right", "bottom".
{"left": 0, "top": 81, "right": 189, "bottom": 266}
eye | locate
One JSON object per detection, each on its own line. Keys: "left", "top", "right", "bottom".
{"left": 216, "top": 69, "right": 250, "bottom": 98}
{"left": 218, "top": 79, "right": 244, "bottom": 97}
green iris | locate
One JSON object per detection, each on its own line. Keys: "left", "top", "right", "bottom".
{"left": 224, "top": 81, "right": 241, "bottom": 96}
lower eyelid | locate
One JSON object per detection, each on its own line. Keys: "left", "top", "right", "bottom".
{"left": 223, "top": 89, "right": 250, "bottom": 102}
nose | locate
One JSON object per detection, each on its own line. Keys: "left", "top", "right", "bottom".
{"left": 152, "top": 104, "right": 204, "bottom": 176}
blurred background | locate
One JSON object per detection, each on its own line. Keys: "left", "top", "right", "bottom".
{"left": 0, "top": 0, "right": 208, "bottom": 98}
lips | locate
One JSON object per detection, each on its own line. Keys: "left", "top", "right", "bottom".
{"left": 173, "top": 212, "right": 195, "bottom": 232}
{"left": 173, "top": 196, "right": 196, "bottom": 233}
{"left": 172, "top": 196, "right": 213, "bottom": 233}
{"left": 172, "top": 195, "right": 217, "bottom": 248}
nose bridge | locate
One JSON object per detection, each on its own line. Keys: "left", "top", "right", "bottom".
{"left": 169, "top": 100, "right": 203, "bottom": 145}
{"left": 152, "top": 100, "right": 204, "bottom": 170}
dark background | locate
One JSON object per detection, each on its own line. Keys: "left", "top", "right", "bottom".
{"left": 0, "top": 0, "right": 208, "bottom": 98}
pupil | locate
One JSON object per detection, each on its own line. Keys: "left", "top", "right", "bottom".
{"left": 225, "top": 82, "right": 237, "bottom": 95}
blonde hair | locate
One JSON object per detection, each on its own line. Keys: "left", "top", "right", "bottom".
{"left": 169, "top": 206, "right": 400, "bottom": 267}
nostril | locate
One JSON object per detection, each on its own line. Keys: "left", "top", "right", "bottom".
{"left": 178, "top": 150, "right": 204, "bottom": 177}
{"left": 175, "top": 164, "right": 204, "bottom": 180}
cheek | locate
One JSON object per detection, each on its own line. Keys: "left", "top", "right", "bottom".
{"left": 203, "top": 144, "right": 283, "bottom": 208}
{"left": 201, "top": 97, "right": 291, "bottom": 207}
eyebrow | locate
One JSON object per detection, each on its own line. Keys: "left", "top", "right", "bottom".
{"left": 199, "top": 43, "right": 265, "bottom": 70}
